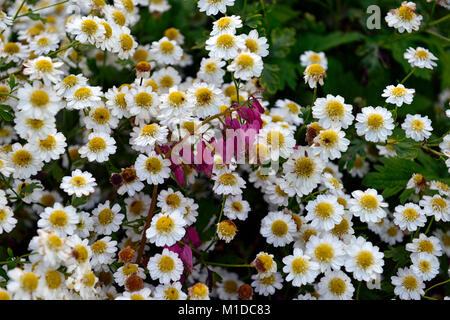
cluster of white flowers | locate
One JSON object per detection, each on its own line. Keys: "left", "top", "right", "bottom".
{"left": 0, "top": 0, "right": 448, "bottom": 302}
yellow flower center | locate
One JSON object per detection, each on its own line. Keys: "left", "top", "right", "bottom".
{"left": 331, "top": 218, "right": 349, "bottom": 237}
{"left": 39, "top": 135, "right": 56, "bottom": 150}
{"left": 120, "top": 0, "right": 134, "bottom": 12}
{"left": 266, "top": 130, "right": 285, "bottom": 148}
{"left": 236, "top": 54, "right": 254, "bottom": 68}
{"left": 325, "top": 101, "right": 344, "bottom": 120}
{"left": 4, "top": 42, "right": 20, "bottom": 54}
{"left": 190, "top": 283, "right": 208, "bottom": 298}
{"left": 431, "top": 197, "right": 447, "bottom": 212}
{"left": 271, "top": 220, "right": 288, "bottom": 237}
{"left": 328, "top": 278, "right": 346, "bottom": 296}
{"left": 257, "top": 254, "right": 274, "bottom": 272}
{"left": 195, "top": 88, "right": 213, "bottom": 105}
{"left": 418, "top": 260, "right": 431, "bottom": 273}
{"left": 71, "top": 176, "right": 86, "bottom": 187}
{"left": 166, "top": 193, "right": 181, "bottom": 208}
{"left": 391, "top": 87, "right": 406, "bottom": 97}
{"left": 141, "top": 124, "right": 158, "bottom": 136}
{"left": 160, "top": 41, "right": 174, "bottom": 54}
{"left": 122, "top": 264, "right": 138, "bottom": 276}
{"left": 367, "top": 114, "right": 384, "bottom": 130}
{"left": 291, "top": 257, "right": 309, "bottom": 274}
{"left": 402, "top": 275, "right": 418, "bottom": 291}
{"left": 133, "top": 49, "right": 148, "bottom": 62}
{"left": 98, "top": 208, "right": 114, "bottom": 225}
{"left": 386, "top": 226, "right": 399, "bottom": 237}
{"left": 286, "top": 102, "right": 299, "bottom": 114}
{"left": 315, "top": 202, "right": 334, "bottom": 220}
{"left": 314, "top": 243, "right": 334, "bottom": 262}
{"left": 45, "top": 270, "right": 62, "bottom": 289}
{"left": 164, "top": 27, "right": 179, "bottom": 40}
{"left": 12, "top": 149, "right": 33, "bottom": 167}
{"left": 164, "top": 287, "right": 179, "bottom": 300}
{"left": 259, "top": 274, "right": 276, "bottom": 285}
{"left": 145, "top": 157, "right": 163, "bottom": 174}
{"left": 275, "top": 185, "right": 288, "bottom": 197}
{"left": 112, "top": 11, "right": 126, "bottom": 26}
{"left": 120, "top": 34, "right": 134, "bottom": 51}
{"left": 41, "top": 194, "right": 56, "bottom": 207}
{"left": 129, "top": 200, "right": 144, "bottom": 216}
{"left": 88, "top": 137, "right": 107, "bottom": 152}
{"left": 218, "top": 173, "right": 237, "bottom": 186}
{"left": 355, "top": 251, "right": 374, "bottom": 270}
{"left": 100, "top": 21, "right": 112, "bottom": 38}
{"left": 82, "top": 271, "right": 96, "bottom": 287}
{"left": 245, "top": 39, "right": 259, "bottom": 53}
{"left": 294, "top": 157, "right": 315, "bottom": 178}
{"left": 218, "top": 220, "right": 237, "bottom": 238}
{"left": 81, "top": 19, "right": 98, "bottom": 36}
{"left": 168, "top": 91, "right": 185, "bottom": 107}
{"left": 217, "top": 17, "right": 231, "bottom": 30}
{"left": 62, "top": 75, "right": 78, "bottom": 87}
{"left": 155, "top": 216, "right": 174, "bottom": 233}
{"left": 158, "top": 255, "right": 175, "bottom": 273}
{"left": 309, "top": 53, "right": 321, "bottom": 63}
{"left": 411, "top": 119, "right": 424, "bottom": 131}
{"left": 306, "top": 64, "right": 325, "bottom": 76}
{"left": 397, "top": 6, "right": 414, "bottom": 21}
{"left": 417, "top": 240, "right": 434, "bottom": 253}
{"left": 216, "top": 34, "right": 235, "bottom": 49}
{"left": 359, "top": 194, "right": 378, "bottom": 212}
{"left": 223, "top": 280, "right": 238, "bottom": 294}
{"left": 0, "top": 209, "right": 6, "bottom": 222}
{"left": 114, "top": 93, "right": 127, "bottom": 109}
{"left": 302, "top": 228, "right": 317, "bottom": 243}
{"left": 415, "top": 50, "right": 429, "bottom": 60}
{"left": 130, "top": 293, "right": 144, "bottom": 300}
{"left": 37, "top": 37, "right": 49, "bottom": 47}
{"left": 74, "top": 87, "right": 92, "bottom": 101}
{"left": 20, "top": 272, "right": 39, "bottom": 292}
{"left": 159, "top": 75, "right": 174, "bottom": 89}
{"left": 319, "top": 130, "right": 339, "bottom": 147}
{"left": 30, "top": 89, "right": 50, "bottom": 107}
{"left": 92, "top": 107, "right": 111, "bottom": 124}
{"left": 0, "top": 291, "right": 11, "bottom": 300}
{"left": 92, "top": 240, "right": 107, "bottom": 254}
{"left": 402, "top": 208, "right": 419, "bottom": 222}
{"left": 205, "top": 62, "right": 217, "bottom": 73}
{"left": 46, "top": 234, "right": 62, "bottom": 249}
{"left": 73, "top": 244, "right": 89, "bottom": 263}
{"left": 49, "top": 210, "right": 68, "bottom": 227}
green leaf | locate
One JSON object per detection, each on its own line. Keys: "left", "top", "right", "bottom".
{"left": 7, "top": 248, "right": 13, "bottom": 258}
{"left": 260, "top": 63, "right": 280, "bottom": 95}
{"left": 271, "top": 28, "right": 296, "bottom": 58}
{"left": 388, "top": 128, "right": 420, "bottom": 159}
{"left": 71, "top": 196, "right": 88, "bottom": 207}
{"left": 0, "top": 110, "right": 13, "bottom": 122}
{"left": 384, "top": 245, "right": 409, "bottom": 267}
{"left": 19, "top": 182, "right": 42, "bottom": 197}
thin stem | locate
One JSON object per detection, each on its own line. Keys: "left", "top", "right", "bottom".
{"left": 424, "top": 279, "right": 450, "bottom": 294}
{"left": 202, "top": 195, "right": 227, "bottom": 253}
{"left": 49, "top": 41, "right": 80, "bottom": 58}
{"left": 0, "top": 93, "right": 18, "bottom": 100}
{"left": 17, "top": 0, "right": 70, "bottom": 17}
{"left": 422, "top": 295, "right": 438, "bottom": 300}
{"left": 311, "top": 86, "right": 317, "bottom": 106}
{"left": 399, "top": 67, "right": 416, "bottom": 84}
{"left": 13, "top": 0, "right": 27, "bottom": 20}
{"left": 424, "top": 216, "right": 434, "bottom": 235}
{"left": 429, "top": 13, "right": 450, "bottom": 26}
{"left": 425, "top": 30, "right": 450, "bottom": 43}
{"left": 135, "top": 184, "right": 158, "bottom": 265}
{"left": 356, "top": 281, "right": 361, "bottom": 300}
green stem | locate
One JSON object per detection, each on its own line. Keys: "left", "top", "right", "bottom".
{"left": 13, "top": 0, "right": 27, "bottom": 20}
{"left": 422, "top": 295, "right": 438, "bottom": 300}
{"left": 429, "top": 13, "right": 450, "bottom": 27}
{"left": 425, "top": 30, "right": 450, "bottom": 43}
{"left": 424, "top": 279, "right": 450, "bottom": 294}
{"left": 400, "top": 67, "right": 416, "bottom": 84}
{"left": 202, "top": 195, "right": 227, "bottom": 253}
{"left": 49, "top": 41, "right": 80, "bottom": 58}
{"left": 0, "top": 93, "right": 18, "bottom": 100}
{"left": 424, "top": 216, "right": 434, "bottom": 235}
{"left": 311, "top": 86, "right": 317, "bottom": 106}
{"left": 356, "top": 281, "right": 361, "bottom": 300}
{"left": 18, "top": 0, "right": 70, "bottom": 17}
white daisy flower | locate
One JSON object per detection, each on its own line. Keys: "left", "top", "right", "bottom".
{"left": 211, "top": 15, "right": 242, "bottom": 36}
{"left": 146, "top": 211, "right": 186, "bottom": 247}
{"left": 420, "top": 195, "right": 450, "bottom": 222}
{"left": 29, "top": 33, "right": 60, "bottom": 55}
{"left": 125, "top": 85, "right": 159, "bottom": 123}
{"left": 163, "top": 27, "right": 185, "bottom": 45}
{"left": 113, "top": 263, "right": 146, "bottom": 287}
{"left": 317, "top": 270, "right": 354, "bottom": 300}
{"left": 312, "top": 126, "right": 350, "bottom": 161}
{"left": 205, "top": 32, "right": 245, "bottom": 60}
{"left": 130, "top": 123, "right": 168, "bottom": 151}
{"left": 0, "top": 41, "right": 29, "bottom": 63}
{"left": 385, "top": 2, "right": 422, "bottom": 33}
{"left": 282, "top": 248, "right": 320, "bottom": 287}
{"left": 125, "top": 192, "right": 151, "bottom": 220}
{"left": 23, "top": 56, "right": 64, "bottom": 85}
{"left": 411, "top": 252, "right": 439, "bottom": 281}
{"left": 391, "top": 267, "right": 424, "bottom": 300}
{"left": 90, "top": 236, "right": 118, "bottom": 271}
{"left": 66, "top": 85, "right": 103, "bottom": 110}
{"left": 60, "top": 169, "right": 97, "bottom": 198}
{"left": 150, "top": 37, "right": 183, "bottom": 65}
{"left": 433, "top": 229, "right": 450, "bottom": 257}
{"left": 401, "top": 114, "right": 433, "bottom": 141}
{"left": 153, "top": 66, "right": 182, "bottom": 93}
{"left": 105, "top": 85, "right": 131, "bottom": 119}
{"left": 300, "top": 50, "right": 328, "bottom": 70}
{"left": 135, "top": 151, "right": 171, "bottom": 185}
{"left": 148, "top": 248, "right": 184, "bottom": 284}
{"left": 349, "top": 189, "right": 388, "bottom": 224}
{"left": 344, "top": 236, "right": 384, "bottom": 282}
{"left": 197, "top": 0, "right": 235, "bottom": 16}
{"left": 117, "top": 167, "right": 145, "bottom": 197}
{"left": 282, "top": 147, "right": 325, "bottom": 197}
{"left": 188, "top": 282, "right": 210, "bottom": 300}
{"left": 224, "top": 195, "right": 250, "bottom": 220}
{"left": 116, "top": 28, "right": 137, "bottom": 59}
{"left": 251, "top": 252, "right": 277, "bottom": 276}
{"left": 348, "top": 156, "right": 370, "bottom": 178}
{"left": 78, "top": 132, "right": 117, "bottom": 163}
{"left": 376, "top": 144, "right": 398, "bottom": 158}
{"left": 303, "top": 63, "right": 326, "bottom": 89}
{"left": 381, "top": 84, "right": 415, "bottom": 107}
{"left": 37, "top": 203, "right": 79, "bottom": 237}
{"left": 312, "top": 94, "right": 354, "bottom": 129}
{"left": 83, "top": 105, "right": 119, "bottom": 134}
{"left": 74, "top": 211, "right": 94, "bottom": 239}
{"left": 305, "top": 234, "right": 345, "bottom": 272}
{"left": 148, "top": 0, "right": 171, "bottom": 13}
{"left": 260, "top": 211, "right": 297, "bottom": 247}
{"left": 66, "top": 15, "right": 106, "bottom": 45}
{"left": 404, "top": 47, "right": 438, "bottom": 69}
{"left": 13, "top": 113, "right": 56, "bottom": 141}
{"left": 258, "top": 124, "right": 296, "bottom": 160}
{"left": 9, "top": 143, "right": 44, "bottom": 179}
{"left": 0, "top": 205, "right": 17, "bottom": 234}
{"left": 182, "top": 197, "right": 199, "bottom": 226}
{"left": 197, "top": 57, "right": 226, "bottom": 85}
{"left": 406, "top": 233, "right": 442, "bottom": 257}
{"left": 157, "top": 188, "right": 187, "bottom": 215}
{"left": 6, "top": 267, "right": 40, "bottom": 300}
{"left": 273, "top": 99, "right": 303, "bottom": 126}
{"left": 54, "top": 74, "right": 88, "bottom": 98}
{"left": 28, "top": 229, "right": 70, "bottom": 268}
{"left": 153, "top": 282, "right": 187, "bottom": 300}
{"left": 30, "top": 132, "right": 67, "bottom": 163}
{"left": 251, "top": 272, "right": 283, "bottom": 297}
{"left": 305, "top": 194, "right": 344, "bottom": 231}
{"left": 227, "top": 51, "right": 264, "bottom": 81}
{"left": 379, "top": 221, "right": 404, "bottom": 245}
{"left": 92, "top": 200, "right": 124, "bottom": 235}
{"left": 242, "top": 29, "right": 269, "bottom": 57}
{"left": 393, "top": 202, "right": 426, "bottom": 232}
{"left": 355, "top": 106, "right": 394, "bottom": 143}
{"left": 217, "top": 219, "right": 238, "bottom": 243}
{"left": 158, "top": 86, "right": 193, "bottom": 126}
{"left": 16, "top": 82, "right": 61, "bottom": 119}
{"left": 212, "top": 171, "right": 246, "bottom": 196}
{"left": 188, "top": 82, "right": 225, "bottom": 118}
{"left": 116, "top": 287, "right": 152, "bottom": 300}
